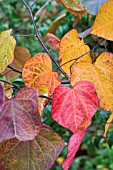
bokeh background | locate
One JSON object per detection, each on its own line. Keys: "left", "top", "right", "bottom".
{"left": 0, "top": 1, "right": 113, "bottom": 169}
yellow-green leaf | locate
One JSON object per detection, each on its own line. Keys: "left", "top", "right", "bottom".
{"left": 0, "top": 29, "right": 16, "bottom": 73}
{"left": 91, "top": 0, "right": 113, "bottom": 41}
{"left": 56, "top": 0, "right": 87, "bottom": 18}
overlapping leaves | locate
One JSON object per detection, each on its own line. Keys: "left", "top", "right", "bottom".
{"left": 71, "top": 52, "right": 113, "bottom": 112}
{"left": 22, "top": 53, "right": 61, "bottom": 96}
{"left": 52, "top": 81, "right": 98, "bottom": 169}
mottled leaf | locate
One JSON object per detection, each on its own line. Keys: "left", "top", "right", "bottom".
{"left": 62, "top": 131, "right": 85, "bottom": 170}
{"left": 59, "top": 29, "right": 91, "bottom": 76}
{"left": 46, "top": 33, "right": 60, "bottom": 51}
{"left": 22, "top": 53, "right": 61, "bottom": 96}
{"left": 4, "top": 46, "right": 31, "bottom": 80}
{"left": 0, "top": 87, "right": 41, "bottom": 142}
{"left": 0, "top": 29, "right": 16, "bottom": 73}
{"left": 71, "top": 52, "right": 113, "bottom": 111}
{"left": 56, "top": 0, "right": 87, "bottom": 18}
{"left": 80, "top": 0, "right": 107, "bottom": 15}
{"left": 52, "top": 81, "right": 98, "bottom": 133}
{"left": 0, "top": 82, "right": 5, "bottom": 112}
{"left": 91, "top": 0, "right": 113, "bottom": 41}
{"left": 0, "top": 125, "right": 64, "bottom": 170}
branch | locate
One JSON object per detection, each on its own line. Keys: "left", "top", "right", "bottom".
{"left": 30, "top": 0, "right": 39, "bottom": 8}
{"left": 0, "top": 79, "right": 20, "bottom": 90}
{"left": 21, "top": 0, "right": 70, "bottom": 80}
{"left": 39, "top": 95, "right": 52, "bottom": 100}
{"left": 8, "top": 65, "right": 22, "bottom": 74}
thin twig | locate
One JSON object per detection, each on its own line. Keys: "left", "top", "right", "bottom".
{"left": 30, "top": 0, "right": 39, "bottom": 8}
{"left": 87, "top": 121, "right": 113, "bottom": 133}
{"left": 8, "top": 65, "right": 22, "bottom": 74}
{"left": 35, "top": 0, "right": 52, "bottom": 16}
{"left": 14, "top": 34, "right": 35, "bottom": 37}
{"left": 39, "top": 95, "right": 52, "bottom": 100}
{"left": 21, "top": 0, "right": 70, "bottom": 80}
{"left": 0, "top": 79, "right": 20, "bottom": 90}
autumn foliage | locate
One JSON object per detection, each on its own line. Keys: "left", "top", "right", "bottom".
{"left": 0, "top": 0, "right": 113, "bottom": 169}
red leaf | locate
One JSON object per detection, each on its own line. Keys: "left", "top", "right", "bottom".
{"left": 0, "top": 125, "right": 64, "bottom": 170}
{"left": 52, "top": 81, "right": 98, "bottom": 133}
{"left": 62, "top": 131, "right": 85, "bottom": 170}
{"left": 0, "top": 87, "right": 42, "bottom": 142}
{"left": 0, "top": 82, "right": 5, "bottom": 112}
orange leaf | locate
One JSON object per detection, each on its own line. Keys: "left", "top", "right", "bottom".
{"left": 91, "top": 0, "right": 113, "bottom": 41}
{"left": 71, "top": 52, "right": 113, "bottom": 111}
{"left": 59, "top": 29, "right": 92, "bottom": 76}
{"left": 22, "top": 53, "right": 61, "bottom": 96}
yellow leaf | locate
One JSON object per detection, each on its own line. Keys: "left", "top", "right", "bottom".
{"left": 91, "top": 0, "right": 113, "bottom": 41}
{"left": 59, "top": 29, "right": 92, "bottom": 76}
{"left": 71, "top": 52, "right": 113, "bottom": 111}
{"left": 103, "top": 113, "right": 113, "bottom": 137}
{"left": 0, "top": 29, "right": 16, "bottom": 73}
{"left": 56, "top": 0, "right": 87, "bottom": 18}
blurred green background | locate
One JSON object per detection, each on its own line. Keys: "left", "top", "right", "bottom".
{"left": 0, "top": 0, "right": 113, "bottom": 169}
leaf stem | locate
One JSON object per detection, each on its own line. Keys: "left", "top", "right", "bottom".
{"left": 8, "top": 65, "right": 22, "bottom": 74}
{"left": 21, "top": 0, "right": 70, "bottom": 80}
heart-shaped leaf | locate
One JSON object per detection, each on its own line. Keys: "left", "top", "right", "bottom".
{"left": 22, "top": 53, "right": 61, "bottom": 96}
{"left": 0, "top": 87, "right": 41, "bottom": 142}
{"left": 52, "top": 81, "right": 98, "bottom": 133}
{"left": 0, "top": 29, "right": 16, "bottom": 73}
{"left": 0, "top": 125, "right": 64, "bottom": 170}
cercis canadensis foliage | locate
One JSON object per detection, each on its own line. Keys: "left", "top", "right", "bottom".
{"left": 0, "top": 0, "right": 113, "bottom": 169}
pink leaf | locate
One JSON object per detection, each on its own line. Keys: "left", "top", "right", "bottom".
{"left": 52, "top": 81, "right": 98, "bottom": 133}
{"left": 62, "top": 131, "right": 85, "bottom": 170}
